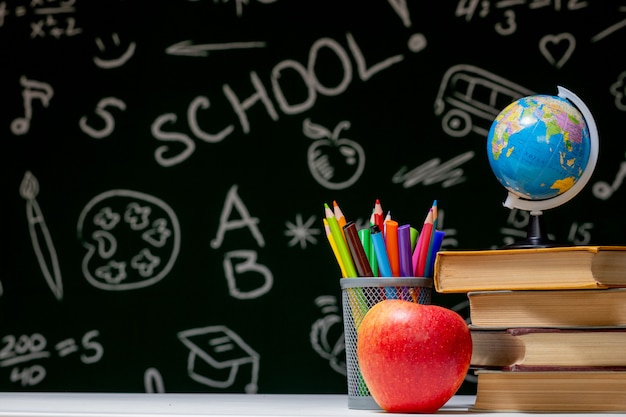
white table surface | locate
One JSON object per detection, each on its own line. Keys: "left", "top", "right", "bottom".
{"left": 0, "top": 393, "right": 614, "bottom": 417}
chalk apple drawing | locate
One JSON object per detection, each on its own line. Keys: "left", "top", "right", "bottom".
{"left": 357, "top": 299, "right": 472, "bottom": 413}
{"left": 304, "top": 118, "right": 365, "bottom": 190}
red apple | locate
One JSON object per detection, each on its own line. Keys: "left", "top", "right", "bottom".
{"left": 357, "top": 299, "right": 472, "bottom": 413}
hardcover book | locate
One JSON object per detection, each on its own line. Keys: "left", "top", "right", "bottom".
{"left": 471, "top": 327, "right": 626, "bottom": 368}
{"left": 473, "top": 370, "right": 626, "bottom": 412}
{"left": 467, "top": 288, "right": 626, "bottom": 328}
{"left": 434, "top": 246, "right": 626, "bottom": 293}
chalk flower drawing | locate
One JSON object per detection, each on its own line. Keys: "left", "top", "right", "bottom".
{"left": 284, "top": 214, "right": 320, "bottom": 249}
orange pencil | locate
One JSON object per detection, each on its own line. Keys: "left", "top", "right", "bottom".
{"left": 333, "top": 200, "right": 347, "bottom": 229}
{"left": 384, "top": 219, "right": 400, "bottom": 277}
{"left": 415, "top": 208, "right": 433, "bottom": 277}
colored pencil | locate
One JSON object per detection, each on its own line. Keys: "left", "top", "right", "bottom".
{"left": 344, "top": 222, "right": 374, "bottom": 277}
{"left": 323, "top": 219, "right": 347, "bottom": 278}
{"left": 324, "top": 203, "right": 357, "bottom": 277}
{"left": 384, "top": 220, "right": 400, "bottom": 277}
{"left": 398, "top": 224, "right": 413, "bottom": 277}
{"left": 373, "top": 199, "right": 384, "bottom": 236}
{"left": 415, "top": 208, "right": 433, "bottom": 277}
{"left": 426, "top": 230, "right": 445, "bottom": 278}
{"left": 333, "top": 200, "right": 347, "bottom": 239}
{"left": 370, "top": 225, "right": 392, "bottom": 277}
{"left": 423, "top": 200, "right": 438, "bottom": 278}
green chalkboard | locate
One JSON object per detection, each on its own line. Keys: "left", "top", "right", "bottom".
{"left": 2, "top": 0, "right": 625, "bottom": 395}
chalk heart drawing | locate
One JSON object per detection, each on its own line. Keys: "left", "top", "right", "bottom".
{"left": 77, "top": 190, "right": 181, "bottom": 291}
{"left": 539, "top": 33, "right": 576, "bottom": 69}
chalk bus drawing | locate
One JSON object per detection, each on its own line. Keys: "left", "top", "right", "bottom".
{"left": 178, "top": 325, "right": 259, "bottom": 393}
{"left": 434, "top": 64, "right": 534, "bottom": 138}
{"left": 77, "top": 190, "right": 180, "bottom": 291}
{"left": 304, "top": 119, "right": 365, "bottom": 190}
{"left": 11, "top": 76, "right": 54, "bottom": 136}
{"left": 310, "top": 296, "right": 346, "bottom": 376}
{"left": 19, "top": 171, "right": 63, "bottom": 301}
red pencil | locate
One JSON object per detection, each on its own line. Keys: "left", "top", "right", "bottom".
{"left": 415, "top": 208, "right": 433, "bottom": 277}
{"left": 373, "top": 199, "right": 384, "bottom": 236}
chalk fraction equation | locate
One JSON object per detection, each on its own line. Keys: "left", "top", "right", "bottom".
{"left": 0, "top": 330, "right": 103, "bottom": 387}
{"left": 0, "top": 0, "right": 82, "bottom": 39}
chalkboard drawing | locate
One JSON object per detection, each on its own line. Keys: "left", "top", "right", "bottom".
{"left": 304, "top": 119, "right": 365, "bottom": 190}
{"left": 284, "top": 214, "right": 320, "bottom": 249}
{"left": 0, "top": 330, "right": 103, "bottom": 387}
{"left": 610, "top": 71, "right": 626, "bottom": 111}
{"left": 310, "top": 296, "right": 346, "bottom": 376}
{"left": 434, "top": 64, "right": 534, "bottom": 138}
{"left": 223, "top": 250, "right": 273, "bottom": 300}
{"left": 77, "top": 190, "right": 180, "bottom": 291}
{"left": 144, "top": 368, "right": 166, "bottom": 393}
{"left": 19, "top": 171, "right": 63, "bottom": 301}
{"left": 165, "top": 40, "right": 267, "bottom": 57}
{"left": 11, "top": 76, "right": 54, "bottom": 136}
{"left": 539, "top": 33, "right": 576, "bottom": 69}
{"left": 178, "top": 325, "right": 259, "bottom": 393}
{"left": 93, "top": 33, "right": 136, "bottom": 69}
{"left": 392, "top": 150, "right": 475, "bottom": 188}
{"left": 387, "top": 0, "right": 411, "bottom": 27}
{"left": 79, "top": 97, "right": 127, "bottom": 139}
{"left": 593, "top": 153, "right": 626, "bottom": 201}
{"left": 592, "top": 9, "right": 626, "bottom": 43}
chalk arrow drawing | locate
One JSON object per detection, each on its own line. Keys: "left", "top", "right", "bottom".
{"left": 165, "top": 40, "right": 267, "bottom": 57}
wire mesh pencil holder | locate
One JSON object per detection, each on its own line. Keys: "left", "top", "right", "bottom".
{"left": 340, "top": 277, "right": 433, "bottom": 409}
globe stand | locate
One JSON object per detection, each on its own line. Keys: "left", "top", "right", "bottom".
{"left": 490, "top": 86, "right": 599, "bottom": 250}
{"left": 502, "top": 212, "right": 562, "bottom": 249}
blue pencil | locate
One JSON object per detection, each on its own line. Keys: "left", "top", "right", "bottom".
{"left": 371, "top": 225, "right": 396, "bottom": 299}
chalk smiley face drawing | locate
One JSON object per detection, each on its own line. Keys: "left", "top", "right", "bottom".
{"left": 77, "top": 190, "right": 180, "bottom": 291}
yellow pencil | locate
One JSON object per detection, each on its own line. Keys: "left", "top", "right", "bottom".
{"left": 324, "top": 203, "right": 357, "bottom": 277}
{"left": 323, "top": 218, "right": 347, "bottom": 278}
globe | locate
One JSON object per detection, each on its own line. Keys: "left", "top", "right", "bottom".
{"left": 486, "top": 87, "right": 599, "bottom": 247}
{"left": 487, "top": 94, "right": 591, "bottom": 202}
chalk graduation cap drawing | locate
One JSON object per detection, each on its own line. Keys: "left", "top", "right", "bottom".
{"left": 178, "top": 325, "right": 260, "bottom": 393}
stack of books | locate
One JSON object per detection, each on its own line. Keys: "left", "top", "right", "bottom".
{"left": 434, "top": 245, "right": 626, "bottom": 412}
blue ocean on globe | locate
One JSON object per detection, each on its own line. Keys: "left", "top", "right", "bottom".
{"left": 487, "top": 94, "right": 591, "bottom": 201}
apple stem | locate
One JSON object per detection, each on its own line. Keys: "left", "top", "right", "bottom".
{"left": 331, "top": 120, "right": 351, "bottom": 141}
